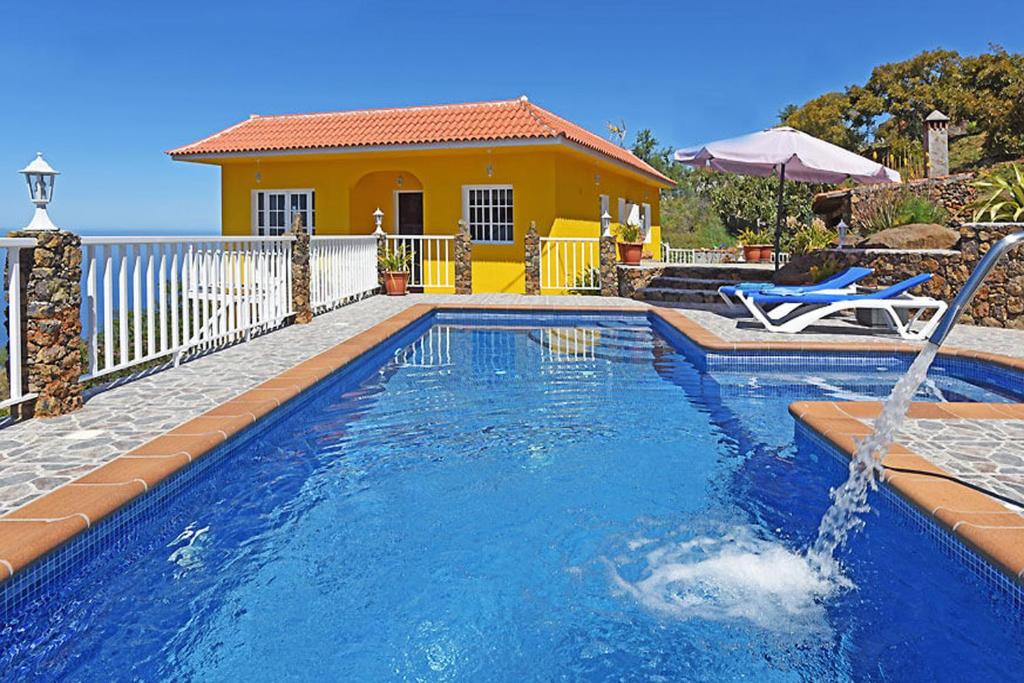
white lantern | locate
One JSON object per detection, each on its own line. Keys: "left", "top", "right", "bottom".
{"left": 601, "top": 211, "right": 612, "bottom": 237}
{"left": 372, "top": 207, "right": 384, "bottom": 235}
{"left": 19, "top": 152, "right": 60, "bottom": 231}
{"left": 837, "top": 219, "right": 848, "bottom": 249}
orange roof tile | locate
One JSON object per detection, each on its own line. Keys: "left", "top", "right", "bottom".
{"left": 168, "top": 97, "right": 673, "bottom": 185}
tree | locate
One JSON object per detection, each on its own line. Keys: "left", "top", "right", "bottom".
{"left": 849, "top": 48, "right": 963, "bottom": 147}
{"left": 957, "top": 47, "right": 1024, "bottom": 160}
{"left": 780, "top": 92, "right": 865, "bottom": 149}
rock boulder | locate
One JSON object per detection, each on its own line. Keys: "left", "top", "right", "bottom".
{"left": 857, "top": 223, "right": 959, "bottom": 250}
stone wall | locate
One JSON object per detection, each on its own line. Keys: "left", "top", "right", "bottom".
{"left": 6, "top": 230, "right": 84, "bottom": 417}
{"left": 850, "top": 172, "right": 978, "bottom": 231}
{"left": 454, "top": 222, "right": 472, "bottom": 295}
{"left": 289, "top": 215, "right": 312, "bottom": 324}
{"left": 617, "top": 264, "right": 663, "bottom": 299}
{"left": 599, "top": 236, "right": 617, "bottom": 297}
{"left": 777, "top": 222, "right": 1024, "bottom": 328}
{"left": 524, "top": 224, "right": 540, "bottom": 295}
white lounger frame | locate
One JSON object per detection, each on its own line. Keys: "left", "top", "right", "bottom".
{"left": 736, "top": 291, "right": 949, "bottom": 341}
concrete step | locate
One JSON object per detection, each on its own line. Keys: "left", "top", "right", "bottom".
{"left": 644, "top": 276, "right": 766, "bottom": 291}
{"left": 658, "top": 265, "right": 774, "bottom": 282}
{"left": 635, "top": 287, "right": 723, "bottom": 304}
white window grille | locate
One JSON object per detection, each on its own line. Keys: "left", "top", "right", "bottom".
{"left": 462, "top": 185, "right": 513, "bottom": 243}
{"left": 253, "top": 189, "right": 315, "bottom": 236}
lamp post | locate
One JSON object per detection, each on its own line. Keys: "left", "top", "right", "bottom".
{"left": 373, "top": 207, "right": 384, "bottom": 235}
{"left": 601, "top": 211, "right": 612, "bottom": 237}
{"left": 19, "top": 152, "right": 60, "bottom": 231}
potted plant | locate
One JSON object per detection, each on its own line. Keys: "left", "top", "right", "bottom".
{"left": 737, "top": 228, "right": 763, "bottom": 263}
{"left": 617, "top": 220, "right": 644, "bottom": 265}
{"left": 378, "top": 246, "right": 413, "bottom": 296}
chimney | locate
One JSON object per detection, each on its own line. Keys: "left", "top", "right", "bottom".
{"left": 925, "top": 110, "right": 950, "bottom": 178}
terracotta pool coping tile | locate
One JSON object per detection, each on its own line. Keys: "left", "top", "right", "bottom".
{"left": 77, "top": 454, "right": 193, "bottom": 489}
{"left": 6, "top": 482, "right": 146, "bottom": 526}
{"left": 168, "top": 414, "right": 255, "bottom": 438}
{"left": 127, "top": 431, "right": 226, "bottom": 459}
{"left": 203, "top": 399, "right": 279, "bottom": 421}
{"left": 0, "top": 517, "right": 90, "bottom": 576}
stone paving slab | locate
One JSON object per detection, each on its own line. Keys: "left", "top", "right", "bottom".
{"left": 1, "top": 293, "right": 1024, "bottom": 516}
{"left": 891, "top": 418, "right": 1024, "bottom": 510}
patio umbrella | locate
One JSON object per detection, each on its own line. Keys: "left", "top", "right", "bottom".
{"left": 674, "top": 126, "right": 901, "bottom": 270}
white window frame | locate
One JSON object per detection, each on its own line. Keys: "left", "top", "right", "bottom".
{"left": 251, "top": 188, "right": 315, "bottom": 236}
{"left": 462, "top": 184, "right": 514, "bottom": 244}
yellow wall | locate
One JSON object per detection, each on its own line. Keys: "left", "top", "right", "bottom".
{"left": 214, "top": 144, "right": 664, "bottom": 293}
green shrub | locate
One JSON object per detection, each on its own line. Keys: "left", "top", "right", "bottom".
{"left": 787, "top": 218, "right": 838, "bottom": 255}
{"left": 972, "top": 163, "right": 1024, "bottom": 222}
{"left": 861, "top": 190, "right": 947, "bottom": 234}
{"left": 895, "top": 194, "right": 947, "bottom": 225}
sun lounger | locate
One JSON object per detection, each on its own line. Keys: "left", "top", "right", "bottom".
{"left": 718, "top": 267, "right": 873, "bottom": 305}
{"left": 736, "top": 273, "right": 948, "bottom": 340}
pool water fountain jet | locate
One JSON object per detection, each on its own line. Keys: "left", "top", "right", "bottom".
{"left": 806, "top": 230, "right": 1024, "bottom": 575}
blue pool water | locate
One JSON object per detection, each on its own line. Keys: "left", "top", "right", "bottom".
{"left": 2, "top": 311, "right": 1023, "bottom": 681}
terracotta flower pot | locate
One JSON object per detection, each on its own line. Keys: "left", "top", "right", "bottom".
{"left": 759, "top": 247, "right": 774, "bottom": 264}
{"left": 742, "top": 245, "right": 762, "bottom": 263}
{"left": 618, "top": 241, "right": 643, "bottom": 266}
{"left": 383, "top": 271, "right": 410, "bottom": 296}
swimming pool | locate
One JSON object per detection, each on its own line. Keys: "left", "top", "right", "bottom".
{"left": 2, "top": 310, "right": 1022, "bottom": 680}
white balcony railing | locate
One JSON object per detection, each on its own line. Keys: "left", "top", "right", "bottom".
{"left": 80, "top": 236, "right": 294, "bottom": 381}
{"left": 383, "top": 235, "right": 455, "bottom": 290}
{"left": 540, "top": 237, "right": 601, "bottom": 292}
{"left": 660, "top": 242, "right": 791, "bottom": 266}
{"left": 310, "top": 236, "right": 379, "bottom": 313}
{"left": 1, "top": 237, "right": 37, "bottom": 409}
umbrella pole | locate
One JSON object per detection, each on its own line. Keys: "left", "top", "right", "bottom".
{"left": 773, "top": 163, "right": 786, "bottom": 272}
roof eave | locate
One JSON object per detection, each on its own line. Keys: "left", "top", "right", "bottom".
{"left": 169, "top": 136, "right": 675, "bottom": 186}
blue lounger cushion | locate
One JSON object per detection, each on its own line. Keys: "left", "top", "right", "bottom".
{"left": 719, "top": 267, "right": 873, "bottom": 299}
{"left": 748, "top": 273, "right": 933, "bottom": 305}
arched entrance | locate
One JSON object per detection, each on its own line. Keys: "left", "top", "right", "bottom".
{"left": 349, "top": 170, "right": 424, "bottom": 234}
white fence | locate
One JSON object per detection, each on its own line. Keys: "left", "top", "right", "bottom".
{"left": 1, "top": 237, "right": 37, "bottom": 409}
{"left": 80, "top": 236, "right": 294, "bottom": 381}
{"left": 540, "top": 237, "right": 601, "bottom": 292}
{"left": 384, "top": 235, "right": 454, "bottom": 289}
{"left": 310, "top": 236, "right": 379, "bottom": 312}
{"left": 661, "top": 243, "right": 792, "bottom": 266}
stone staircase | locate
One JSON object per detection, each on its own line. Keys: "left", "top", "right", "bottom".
{"left": 633, "top": 265, "right": 776, "bottom": 305}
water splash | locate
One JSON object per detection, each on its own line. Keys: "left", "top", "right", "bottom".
{"left": 806, "top": 343, "right": 940, "bottom": 575}
{"left": 608, "top": 527, "right": 843, "bottom": 633}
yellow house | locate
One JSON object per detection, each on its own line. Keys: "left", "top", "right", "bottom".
{"left": 169, "top": 96, "right": 673, "bottom": 293}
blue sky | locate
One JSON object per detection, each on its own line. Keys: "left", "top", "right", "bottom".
{"left": 1, "top": 0, "right": 1021, "bottom": 234}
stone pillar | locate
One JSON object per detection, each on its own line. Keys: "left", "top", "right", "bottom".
{"left": 524, "top": 222, "right": 540, "bottom": 295}
{"left": 5, "top": 229, "right": 83, "bottom": 418}
{"left": 454, "top": 220, "right": 472, "bottom": 295}
{"left": 376, "top": 232, "right": 388, "bottom": 291}
{"left": 925, "top": 110, "right": 950, "bottom": 178}
{"left": 289, "top": 213, "right": 312, "bottom": 324}
{"left": 600, "top": 234, "right": 618, "bottom": 297}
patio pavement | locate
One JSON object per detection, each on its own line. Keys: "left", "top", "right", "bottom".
{"left": 0, "top": 293, "right": 1022, "bottom": 515}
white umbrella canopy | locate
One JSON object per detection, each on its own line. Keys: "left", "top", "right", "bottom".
{"left": 674, "top": 127, "right": 901, "bottom": 269}
{"left": 674, "top": 126, "right": 901, "bottom": 183}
